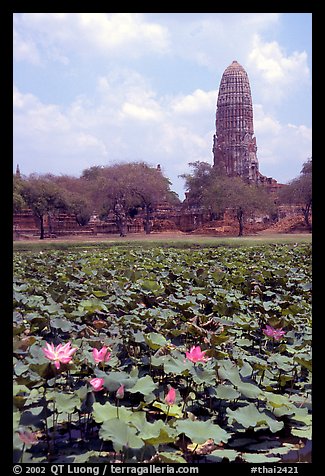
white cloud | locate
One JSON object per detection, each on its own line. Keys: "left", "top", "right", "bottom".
{"left": 248, "top": 34, "right": 310, "bottom": 101}
{"left": 13, "top": 13, "right": 170, "bottom": 64}
{"left": 162, "top": 13, "right": 281, "bottom": 72}
{"left": 254, "top": 104, "right": 282, "bottom": 135}
{"left": 120, "top": 102, "right": 162, "bottom": 122}
{"left": 13, "top": 86, "right": 108, "bottom": 174}
{"left": 254, "top": 104, "right": 312, "bottom": 182}
{"left": 171, "top": 89, "right": 216, "bottom": 115}
{"left": 79, "top": 13, "right": 169, "bottom": 54}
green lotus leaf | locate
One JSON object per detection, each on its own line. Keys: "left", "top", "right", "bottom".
{"left": 139, "top": 279, "right": 163, "bottom": 294}
{"left": 54, "top": 393, "right": 80, "bottom": 414}
{"left": 92, "top": 290, "right": 109, "bottom": 298}
{"left": 216, "top": 384, "right": 240, "bottom": 400}
{"left": 237, "top": 382, "right": 263, "bottom": 399}
{"left": 241, "top": 453, "right": 281, "bottom": 463}
{"left": 239, "top": 360, "right": 254, "bottom": 377}
{"left": 264, "top": 391, "right": 293, "bottom": 409}
{"left": 163, "top": 356, "right": 190, "bottom": 375}
{"left": 93, "top": 401, "right": 132, "bottom": 423}
{"left": 290, "top": 425, "right": 312, "bottom": 439}
{"left": 99, "top": 418, "right": 144, "bottom": 451}
{"left": 73, "top": 451, "right": 98, "bottom": 463}
{"left": 176, "top": 419, "right": 230, "bottom": 445}
{"left": 78, "top": 298, "right": 108, "bottom": 313}
{"left": 236, "top": 338, "right": 253, "bottom": 348}
{"left": 151, "top": 355, "right": 168, "bottom": 367}
{"left": 268, "top": 354, "right": 294, "bottom": 372}
{"left": 14, "top": 362, "right": 30, "bottom": 377}
{"left": 288, "top": 407, "right": 312, "bottom": 426}
{"left": 145, "top": 423, "right": 177, "bottom": 446}
{"left": 209, "top": 449, "right": 238, "bottom": 462}
{"left": 144, "top": 332, "right": 168, "bottom": 350}
{"left": 50, "top": 317, "right": 74, "bottom": 332}
{"left": 294, "top": 356, "right": 312, "bottom": 372}
{"left": 25, "top": 295, "right": 45, "bottom": 309}
{"left": 152, "top": 401, "right": 183, "bottom": 418}
{"left": 191, "top": 364, "right": 216, "bottom": 385}
{"left": 129, "top": 413, "right": 167, "bottom": 441}
{"left": 218, "top": 360, "right": 242, "bottom": 386}
{"left": 29, "top": 363, "right": 55, "bottom": 379}
{"left": 227, "top": 403, "right": 284, "bottom": 433}
{"left": 267, "top": 444, "right": 297, "bottom": 456}
{"left": 128, "top": 375, "right": 157, "bottom": 395}
{"left": 95, "top": 370, "right": 138, "bottom": 392}
{"left": 158, "top": 451, "right": 187, "bottom": 463}
{"left": 13, "top": 384, "right": 30, "bottom": 396}
{"left": 27, "top": 343, "right": 49, "bottom": 363}
{"left": 42, "top": 303, "right": 63, "bottom": 315}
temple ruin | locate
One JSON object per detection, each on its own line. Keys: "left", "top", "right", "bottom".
{"left": 213, "top": 60, "right": 280, "bottom": 191}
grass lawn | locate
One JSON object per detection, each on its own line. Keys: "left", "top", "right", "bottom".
{"left": 13, "top": 232, "right": 312, "bottom": 252}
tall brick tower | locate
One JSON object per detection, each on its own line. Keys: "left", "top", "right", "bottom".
{"left": 213, "top": 60, "right": 260, "bottom": 183}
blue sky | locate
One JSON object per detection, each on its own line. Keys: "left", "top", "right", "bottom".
{"left": 13, "top": 13, "right": 312, "bottom": 199}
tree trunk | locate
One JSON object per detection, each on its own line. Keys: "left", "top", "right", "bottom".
{"left": 48, "top": 213, "right": 53, "bottom": 235}
{"left": 116, "top": 213, "right": 127, "bottom": 237}
{"left": 40, "top": 215, "right": 45, "bottom": 240}
{"left": 237, "top": 207, "right": 244, "bottom": 236}
{"left": 302, "top": 201, "right": 312, "bottom": 230}
{"left": 144, "top": 205, "right": 151, "bottom": 234}
{"left": 114, "top": 201, "right": 127, "bottom": 237}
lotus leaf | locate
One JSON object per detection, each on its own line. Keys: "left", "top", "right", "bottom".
{"left": 176, "top": 419, "right": 230, "bottom": 445}
{"left": 209, "top": 449, "right": 238, "bottom": 462}
{"left": 99, "top": 418, "right": 144, "bottom": 451}
{"left": 158, "top": 451, "right": 187, "bottom": 463}
{"left": 227, "top": 403, "right": 284, "bottom": 433}
{"left": 93, "top": 402, "right": 132, "bottom": 423}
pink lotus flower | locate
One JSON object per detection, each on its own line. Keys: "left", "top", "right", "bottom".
{"left": 42, "top": 341, "right": 77, "bottom": 369}
{"left": 90, "top": 377, "right": 105, "bottom": 392}
{"left": 18, "top": 430, "right": 38, "bottom": 446}
{"left": 165, "top": 387, "right": 176, "bottom": 406}
{"left": 116, "top": 384, "right": 125, "bottom": 399}
{"left": 263, "top": 325, "right": 286, "bottom": 341}
{"left": 92, "top": 346, "right": 111, "bottom": 364}
{"left": 185, "top": 345, "right": 209, "bottom": 363}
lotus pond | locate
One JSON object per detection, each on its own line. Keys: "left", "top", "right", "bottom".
{"left": 13, "top": 243, "right": 312, "bottom": 463}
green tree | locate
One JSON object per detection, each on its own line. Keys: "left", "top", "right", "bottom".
{"left": 13, "top": 175, "right": 26, "bottom": 213}
{"left": 180, "top": 161, "right": 220, "bottom": 209}
{"left": 182, "top": 162, "right": 275, "bottom": 236}
{"left": 82, "top": 162, "right": 180, "bottom": 236}
{"left": 47, "top": 174, "right": 93, "bottom": 227}
{"left": 20, "top": 175, "right": 68, "bottom": 239}
{"left": 204, "top": 176, "right": 275, "bottom": 236}
{"left": 278, "top": 158, "right": 312, "bottom": 230}
{"left": 126, "top": 162, "right": 180, "bottom": 234}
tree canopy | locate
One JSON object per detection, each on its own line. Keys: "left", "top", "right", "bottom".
{"left": 182, "top": 161, "right": 275, "bottom": 236}
{"left": 82, "top": 161, "right": 180, "bottom": 235}
{"left": 19, "top": 175, "right": 69, "bottom": 239}
{"left": 278, "top": 158, "right": 312, "bottom": 229}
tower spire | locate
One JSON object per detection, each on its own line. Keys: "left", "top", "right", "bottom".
{"left": 213, "top": 61, "right": 259, "bottom": 183}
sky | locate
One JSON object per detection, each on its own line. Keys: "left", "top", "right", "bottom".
{"left": 13, "top": 13, "right": 312, "bottom": 200}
